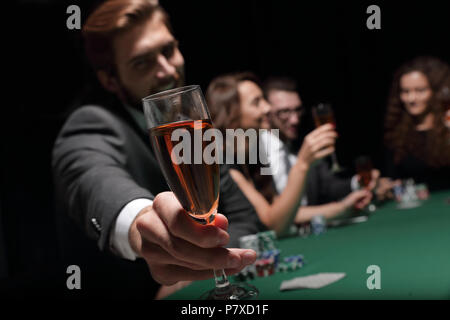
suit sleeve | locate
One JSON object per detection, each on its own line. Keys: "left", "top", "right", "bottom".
{"left": 52, "top": 106, "right": 153, "bottom": 252}
{"left": 306, "top": 160, "right": 352, "bottom": 205}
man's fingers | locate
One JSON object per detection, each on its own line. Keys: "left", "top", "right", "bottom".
{"left": 211, "top": 213, "right": 229, "bottom": 231}
{"left": 141, "top": 241, "right": 211, "bottom": 271}
{"left": 140, "top": 228, "right": 256, "bottom": 271}
{"left": 368, "top": 169, "right": 380, "bottom": 190}
{"left": 351, "top": 190, "right": 370, "bottom": 202}
{"left": 312, "top": 138, "right": 336, "bottom": 152}
{"left": 137, "top": 192, "right": 257, "bottom": 287}
{"left": 165, "top": 238, "right": 241, "bottom": 269}
{"left": 153, "top": 192, "right": 230, "bottom": 248}
{"left": 355, "top": 190, "right": 372, "bottom": 209}
{"left": 309, "top": 124, "right": 335, "bottom": 137}
{"left": 147, "top": 249, "right": 256, "bottom": 286}
{"left": 169, "top": 215, "right": 231, "bottom": 248}
{"left": 309, "top": 131, "right": 337, "bottom": 145}
{"left": 149, "top": 264, "right": 215, "bottom": 286}
{"left": 136, "top": 204, "right": 172, "bottom": 251}
{"left": 149, "top": 263, "right": 255, "bottom": 286}
{"left": 371, "top": 169, "right": 380, "bottom": 180}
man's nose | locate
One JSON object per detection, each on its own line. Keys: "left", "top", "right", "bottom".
{"left": 288, "top": 112, "right": 299, "bottom": 124}
{"left": 155, "top": 54, "right": 177, "bottom": 79}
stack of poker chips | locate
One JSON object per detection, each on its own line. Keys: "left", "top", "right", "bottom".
{"left": 415, "top": 184, "right": 429, "bottom": 200}
{"left": 297, "top": 216, "right": 327, "bottom": 237}
{"left": 258, "top": 249, "right": 281, "bottom": 277}
{"left": 248, "top": 250, "right": 281, "bottom": 278}
{"left": 235, "top": 231, "right": 307, "bottom": 281}
{"left": 257, "top": 230, "right": 277, "bottom": 253}
{"left": 237, "top": 234, "right": 259, "bottom": 279}
{"left": 310, "top": 216, "right": 327, "bottom": 235}
{"left": 277, "top": 255, "right": 305, "bottom": 273}
{"left": 394, "top": 179, "right": 427, "bottom": 209}
{"left": 297, "top": 222, "right": 311, "bottom": 238}
{"left": 255, "top": 259, "right": 274, "bottom": 277}
{"left": 239, "top": 230, "right": 277, "bottom": 257}
{"left": 239, "top": 234, "right": 261, "bottom": 257}
{"left": 237, "top": 231, "right": 279, "bottom": 280}
{"left": 261, "top": 249, "right": 280, "bottom": 266}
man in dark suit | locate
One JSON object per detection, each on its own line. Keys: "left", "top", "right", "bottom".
{"left": 262, "top": 77, "right": 379, "bottom": 222}
{"left": 52, "top": 0, "right": 260, "bottom": 293}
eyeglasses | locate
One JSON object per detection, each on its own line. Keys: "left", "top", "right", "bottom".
{"left": 273, "top": 106, "right": 303, "bottom": 120}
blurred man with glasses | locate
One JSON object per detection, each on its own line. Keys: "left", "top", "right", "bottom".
{"left": 261, "top": 77, "right": 378, "bottom": 223}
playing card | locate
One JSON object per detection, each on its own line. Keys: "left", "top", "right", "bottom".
{"left": 280, "top": 273, "right": 346, "bottom": 291}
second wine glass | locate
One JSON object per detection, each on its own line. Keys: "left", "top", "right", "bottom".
{"left": 312, "top": 103, "right": 342, "bottom": 172}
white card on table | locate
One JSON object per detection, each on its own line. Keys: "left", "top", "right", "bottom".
{"left": 280, "top": 273, "right": 346, "bottom": 291}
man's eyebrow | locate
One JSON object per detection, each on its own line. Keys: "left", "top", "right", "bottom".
{"left": 128, "top": 51, "right": 155, "bottom": 66}
{"left": 127, "top": 40, "right": 177, "bottom": 66}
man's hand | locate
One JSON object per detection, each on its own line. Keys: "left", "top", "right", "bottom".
{"left": 341, "top": 189, "right": 372, "bottom": 210}
{"left": 129, "top": 192, "right": 257, "bottom": 286}
{"left": 375, "top": 177, "right": 401, "bottom": 201}
{"left": 297, "top": 124, "right": 337, "bottom": 165}
{"left": 357, "top": 169, "right": 380, "bottom": 191}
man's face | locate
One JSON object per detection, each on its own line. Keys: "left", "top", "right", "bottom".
{"left": 267, "top": 89, "right": 303, "bottom": 141}
{"left": 112, "top": 12, "right": 185, "bottom": 106}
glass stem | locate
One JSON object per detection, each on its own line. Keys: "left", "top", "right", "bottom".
{"left": 214, "top": 268, "right": 230, "bottom": 289}
{"left": 212, "top": 268, "right": 234, "bottom": 299}
{"left": 331, "top": 152, "right": 340, "bottom": 170}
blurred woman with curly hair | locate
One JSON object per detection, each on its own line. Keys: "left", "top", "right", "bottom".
{"left": 384, "top": 56, "right": 450, "bottom": 190}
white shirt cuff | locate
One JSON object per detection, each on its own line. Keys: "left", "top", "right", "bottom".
{"left": 110, "top": 198, "right": 153, "bottom": 261}
{"left": 351, "top": 175, "right": 360, "bottom": 191}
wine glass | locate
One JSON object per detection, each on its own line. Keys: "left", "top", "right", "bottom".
{"left": 142, "top": 85, "right": 258, "bottom": 300}
{"left": 312, "top": 103, "right": 342, "bottom": 172}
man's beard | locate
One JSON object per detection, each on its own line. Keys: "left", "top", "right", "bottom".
{"left": 148, "top": 65, "right": 186, "bottom": 97}
{"left": 117, "top": 66, "right": 185, "bottom": 110}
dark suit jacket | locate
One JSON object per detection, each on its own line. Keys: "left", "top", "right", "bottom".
{"left": 52, "top": 103, "right": 265, "bottom": 253}
{"left": 0, "top": 207, "right": 6, "bottom": 279}
{"left": 304, "top": 160, "right": 352, "bottom": 206}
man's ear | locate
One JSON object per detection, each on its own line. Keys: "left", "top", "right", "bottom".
{"left": 97, "top": 70, "right": 119, "bottom": 94}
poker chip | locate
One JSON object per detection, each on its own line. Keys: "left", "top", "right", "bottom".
{"left": 395, "top": 179, "right": 427, "bottom": 209}
{"left": 261, "top": 249, "right": 281, "bottom": 266}
{"left": 311, "top": 216, "right": 327, "bottom": 235}
{"left": 258, "top": 230, "right": 277, "bottom": 253}
{"left": 297, "top": 222, "right": 311, "bottom": 237}
{"left": 239, "top": 234, "right": 260, "bottom": 257}
{"left": 238, "top": 232, "right": 305, "bottom": 278}
{"left": 415, "top": 184, "right": 429, "bottom": 200}
{"left": 277, "top": 262, "right": 289, "bottom": 273}
{"left": 239, "top": 231, "right": 277, "bottom": 258}
{"left": 283, "top": 254, "right": 305, "bottom": 271}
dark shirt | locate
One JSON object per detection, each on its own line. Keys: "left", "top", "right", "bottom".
{"left": 384, "top": 130, "right": 450, "bottom": 191}
{"left": 229, "top": 159, "right": 352, "bottom": 206}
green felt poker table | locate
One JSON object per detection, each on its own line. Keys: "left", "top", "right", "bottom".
{"left": 167, "top": 190, "right": 450, "bottom": 300}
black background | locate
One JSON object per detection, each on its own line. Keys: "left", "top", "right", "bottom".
{"left": 2, "top": 0, "right": 449, "bottom": 296}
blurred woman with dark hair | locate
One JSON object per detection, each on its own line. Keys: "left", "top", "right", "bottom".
{"left": 384, "top": 56, "right": 450, "bottom": 190}
{"left": 206, "top": 72, "right": 370, "bottom": 235}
